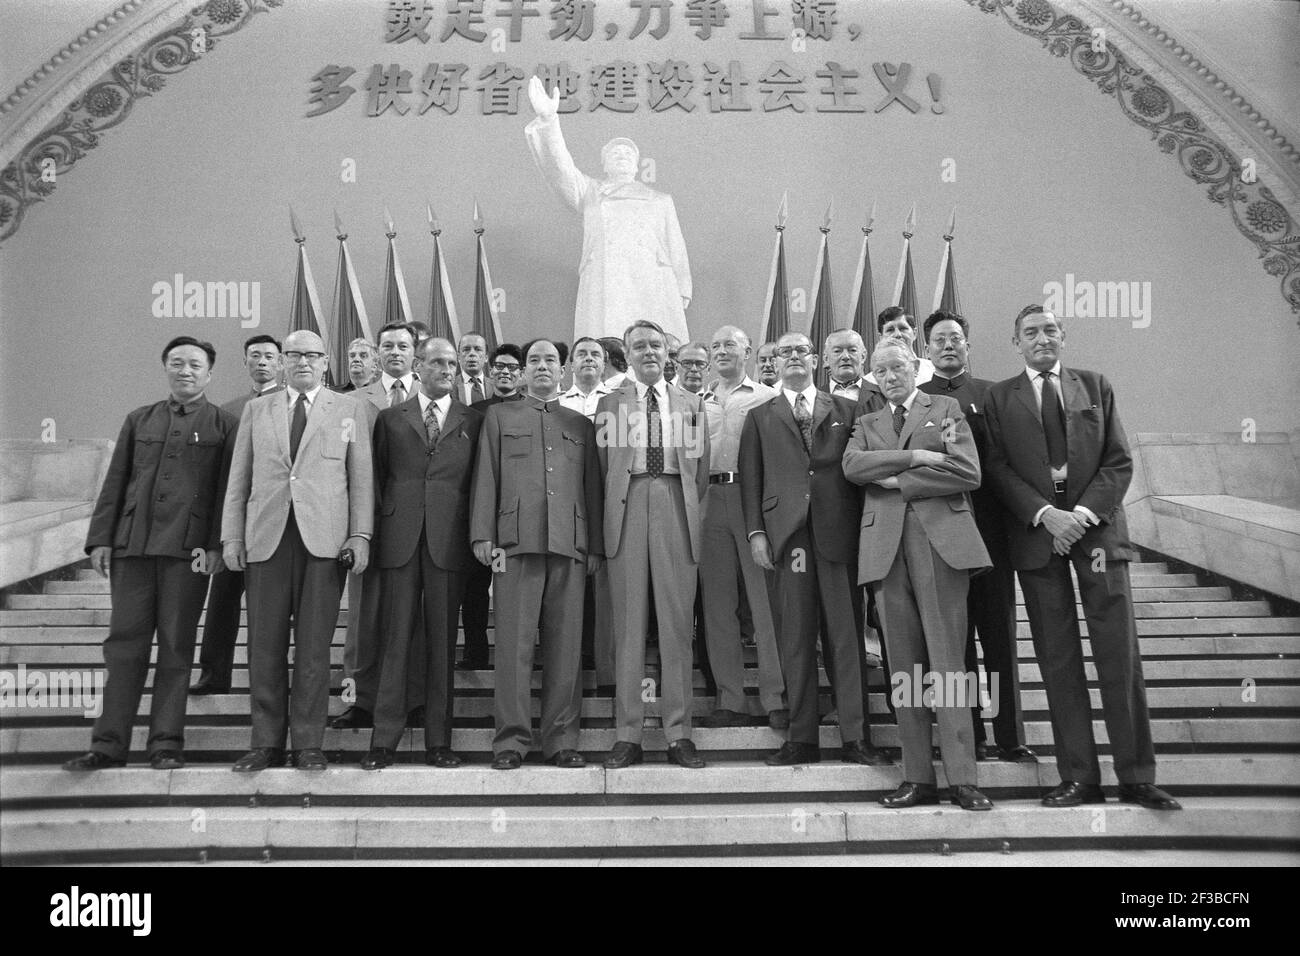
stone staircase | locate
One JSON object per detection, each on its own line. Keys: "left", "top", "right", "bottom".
{"left": 1, "top": 559, "right": 1298, "bottom": 863}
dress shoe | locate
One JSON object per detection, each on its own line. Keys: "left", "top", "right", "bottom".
{"left": 1042, "top": 780, "right": 1106, "bottom": 807}
{"left": 700, "top": 708, "right": 751, "bottom": 728}
{"left": 1118, "top": 782, "right": 1183, "bottom": 811}
{"left": 603, "top": 741, "right": 643, "bottom": 769}
{"left": 295, "top": 748, "right": 328, "bottom": 771}
{"left": 951, "top": 784, "right": 994, "bottom": 811}
{"left": 63, "top": 751, "right": 125, "bottom": 772}
{"left": 999, "top": 744, "right": 1039, "bottom": 763}
{"left": 149, "top": 750, "right": 185, "bottom": 770}
{"left": 879, "top": 781, "right": 940, "bottom": 808}
{"left": 329, "top": 706, "right": 372, "bottom": 730}
{"left": 406, "top": 705, "right": 426, "bottom": 728}
{"left": 232, "top": 748, "right": 286, "bottom": 772}
{"left": 820, "top": 709, "right": 839, "bottom": 726}
{"left": 840, "top": 739, "right": 892, "bottom": 766}
{"left": 975, "top": 742, "right": 1002, "bottom": 761}
{"left": 768, "top": 708, "right": 790, "bottom": 730}
{"left": 667, "top": 739, "right": 705, "bottom": 769}
{"left": 426, "top": 747, "right": 462, "bottom": 768}
{"left": 765, "top": 741, "right": 820, "bottom": 766}
{"left": 492, "top": 750, "right": 523, "bottom": 770}
{"left": 188, "top": 675, "right": 229, "bottom": 695}
{"left": 360, "top": 748, "right": 395, "bottom": 770}
{"left": 864, "top": 652, "right": 883, "bottom": 668}
{"left": 548, "top": 749, "right": 586, "bottom": 768}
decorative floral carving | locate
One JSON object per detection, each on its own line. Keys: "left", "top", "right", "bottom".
{"left": 1189, "top": 148, "right": 1214, "bottom": 170}
{"left": 1264, "top": 256, "right": 1288, "bottom": 276}
{"left": 154, "top": 46, "right": 180, "bottom": 67}
{"left": 1131, "top": 84, "right": 1168, "bottom": 117}
{"left": 1016, "top": 0, "right": 1053, "bottom": 26}
{"left": 1246, "top": 201, "right": 1287, "bottom": 234}
{"left": 205, "top": 0, "right": 245, "bottom": 25}
{"left": 0, "top": 201, "right": 13, "bottom": 227}
{"left": 82, "top": 85, "right": 123, "bottom": 117}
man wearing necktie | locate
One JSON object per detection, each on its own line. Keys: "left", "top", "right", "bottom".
{"left": 192, "top": 334, "right": 283, "bottom": 696}
{"left": 222, "top": 330, "right": 373, "bottom": 772}
{"left": 333, "top": 322, "right": 420, "bottom": 730}
{"left": 471, "top": 340, "right": 604, "bottom": 769}
{"left": 596, "top": 320, "right": 710, "bottom": 769}
{"left": 361, "top": 338, "right": 483, "bottom": 770}
{"left": 65, "top": 337, "right": 237, "bottom": 771}
{"left": 457, "top": 333, "right": 489, "bottom": 406}
{"left": 738, "top": 332, "right": 890, "bottom": 768}
{"left": 919, "top": 310, "right": 1037, "bottom": 765}
{"left": 982, "top": 305, "right": 1179, "bottom": 811}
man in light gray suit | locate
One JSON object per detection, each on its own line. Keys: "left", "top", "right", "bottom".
{"left": 222, "top": 329, "right": 373, "bottom": 772}
{"left": 595, "top": 320, "right": 710, "bottom": 770}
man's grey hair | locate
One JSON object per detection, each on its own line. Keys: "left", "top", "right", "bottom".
{"left": 871, "top": 338, "right": 915, "bottom": 370}
{"left": 347, "top": 337, "right": 376, "bottom": 356}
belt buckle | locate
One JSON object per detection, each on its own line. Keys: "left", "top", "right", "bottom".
{"left": 1052, "top": 479, "right": 1066, "bottom": 495}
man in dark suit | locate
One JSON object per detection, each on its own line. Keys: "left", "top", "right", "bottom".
{"left": 65, "top": 336, "right": 237, "bottom": 771}
{"left": 191, "top": 334, "right": 283, "bottom": 696}
{"left": 843, "top": 338, "right": 993, "bottom": 810}
{"left": 361, "top": 338, "right": 483, "bottom": 770}
{"left": 919, "top": 310, "right": 1036, "bottom": 764}
{"left": 223, "top": 330, "right": 373, "bottom": 772}
{"left": 455, "top": 333, "right": 490, "bottom": 405}
{"left": 983, "top": 305, "right": 1180, "bottom": 810}
{"left": 471, "top": 339, "right": 603, "bottom": 769}
{"left": 738, "top": 331, "right": 889, "bottom": 768}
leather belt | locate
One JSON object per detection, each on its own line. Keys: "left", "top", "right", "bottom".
{"left": 1052, "top": 479, "right": 1067, "bottom": 495}
{"left": 709, "top": 472, "right": 739, "bottom": 484}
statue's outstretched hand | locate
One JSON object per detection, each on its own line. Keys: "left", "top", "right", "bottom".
{"left": 528, "top": 75, "right": 560, "bottom": 119}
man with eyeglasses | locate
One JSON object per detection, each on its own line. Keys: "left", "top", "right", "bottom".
{"left": 332, "top": 322, "right": 421, "bottom": 731}
{"left": 919, "top": 310, "right": 1036, "bottom": 765}
{"left": 65, "top": 337, "right": 238, "bottom": 771}
{"left": 698, "top": 326, "right": 785, "bottom": 730}
{"left": 755, "top": 342, "right": 779, "bottom": 388}
{"left": 223, "top": 330, "right": 373, "bottom": 772}
{"left": 473, "top": 344, "right": 526, "bottom": 408}
{"left": 738, "top": 332, "right": 889, "bottom": 768}
{"left": 674, "top": 342, "right": 710, "bottom": 394}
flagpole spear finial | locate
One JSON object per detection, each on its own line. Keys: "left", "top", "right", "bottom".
{"left": 944, "top": 206, "right": 956, "bottom": 243}
{"left": 383, "top": 206, "right": 396, "bottom": 240}
{"left": 776, "top": 190, "right": 788, "bottom": 232}
{"left": 473, "top": 199, "right": 484, "bottom": 236}
{"left": 427, "top": 202, "right": 441, "bottom": 237}
{"left": 289, "top": 205, "right": 305, "bottom": 245}
{"left": 333, "top": 209, "right": 347, "bottom": 242}
{"left": 902, "top": 202, "right": 916, "bottom": 241}
{"left": 820, "top": 200, "right": 832, "bottom": 235}
{"left": 863, "top": 198, "right": 876, "bottom": 237}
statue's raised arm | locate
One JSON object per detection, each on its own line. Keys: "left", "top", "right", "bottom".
{"left": 523, "top": 74, "right": 692, "bottom": 343}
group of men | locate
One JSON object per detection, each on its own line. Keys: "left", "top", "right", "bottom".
{"left": 66, "top": 302, "right": 1181, "bottom": 814}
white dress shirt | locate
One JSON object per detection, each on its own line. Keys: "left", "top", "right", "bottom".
{"left": 782, "top": 383, "right": 818, "bottom": 411}
{"left": 560, "top": 380, "right": 613, "bottom": 420}
{"left": 415, "top": 390, "right": 451, "bottom": 431}
{"left": 380, "top": 371, "right": 418, "bottom": 405}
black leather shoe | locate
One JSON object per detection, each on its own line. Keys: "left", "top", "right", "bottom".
{"left": 188, "top": 676, "right": 229, "bottom": 695}
{"left": 492, "top": 750, "right": 523, "bottom": 770}
{"left": 700, "top": 708, "right": 752, "bottom": 728}
{"left": 361, "top": 748, "right": 395, "bottom": 770}
{"left": 406, "top": 706, "right": 426, "bottom": 728}
{"left": 840, "top": 739, "right": 892, "bottom": 766}
{"left": 329, "top": 706, "right": 372, "bottom": 730}
{"left": 232, "top": 748, "right": 286, "bottom": 772}
{"left": 548, "top": 749, "right": 586, "bottom": 768}
{"left": 768, "top": 708, "right": 790, "bottom": 730}
{"left": 879, "top": 781, "right": 940, "bottom": 808}
{"left": 999, "top": 745, "right": 1039, "bottom": 763}
{"left": 1042, "top": 781, "right": 1106, "bottom": 807}
{"left": 295, "top": 748, "right": 328, "bottom": 771}
{"left": 63, "top": 751, "right": 125, "bottom": 772}
{"left": 667, "top": 739, "right": 705, "bottom": 769}
{"left": 149, "top": 750, "right": 185, "bottom": 770}
{"left": 975, "top": 742, "right": 1002, "bottom": 761}
{"left": 1118, "top": 782, "right": 1183, "bottom": 811}
{"left": 765, "top": 741, "right": 820, "bottom": 766}
{"left": 426, "top": 747, "right": 461, "bottom": 768}
{"left": 951, "top": 784, "right": 994, "bottom": 811}
{"left": 603, "top": 741, "right": 643, "bottom": 769}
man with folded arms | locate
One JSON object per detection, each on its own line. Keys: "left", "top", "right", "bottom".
{"left": 843, "top": 338, "right": 993, "bottom": 810}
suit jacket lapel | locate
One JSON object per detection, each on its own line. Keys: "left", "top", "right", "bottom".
{"left": 1012, "top": 370, "right": 1041, "bottom": 425}
{"left": 867, "top": 409, "right": 895, "bottom": 450}
{"left": 401, "top": 396, "right": 427, "bottom": 445}
{"left": 811, "top": 391, "right": 833, "bottom": 436}
{"left": 771, "top": 394, "right": 807, "bottom": 453}
{"left": 439, "top": 400, "right": 467, "bottom": 449}
{"left": 298, "top": 388, "right": 333, "bottom": 454}
{"left": 274, "top": 390, "right": 292, "bottom": 460}
{"left": 898, "top": 390, "right": 931, "bottom": 448}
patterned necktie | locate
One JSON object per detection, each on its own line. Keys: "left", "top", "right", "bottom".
{"left": 1040, "top": 371, "right": 1068, "bottom": 468}
{"left": 290, "top": 393, "right": 308, "bottom": 461}
{"left": 424, "top": 401, "right": 441, "bottom": 447}
{"left": 470, "top": 377, "right": 484, "bottom": 404}
{"left": 892, "top": 404, "right": 906, "bottom": 437}
{"left": 793, "top": 393, "right": 813, "bottom": 454}
{"left": 390, "top": 380, "right": 406, "bottom": 408}
{"left": 646, "top": 386, "right": 664, "bottom": 477}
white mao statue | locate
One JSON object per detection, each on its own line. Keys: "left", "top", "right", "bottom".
{"left": 524, "top": 75, "right": 692, "bottom": 343}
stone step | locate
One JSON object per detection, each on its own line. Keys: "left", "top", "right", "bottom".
{"left": 4, "top": 684, "right": 1294, "bottom": 723}
{"left": 5, "top": 718, "right": 1298, "bottom": 757}
{"left": 3, "top": 798, "right": 1296, "bottom": 861}
{"left": 2, "top": 755, "right": 1293, "bottom": 804}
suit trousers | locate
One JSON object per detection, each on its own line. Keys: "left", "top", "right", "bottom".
{"left": 701, "top": 482, "right": 785, "bottom": 714}
{"left": 609, "top": 475, "right": 697, "bottom": 744}
{"left": 459, "top": 561, "right": 492, "bottom": 666}
{"left": 349, "top": 561, "right": 426, "bottom": 715}
{"left": 873, "top": 509, "right": 977, "bottom": 787}
{"left": 245, "top": 513, "right": 345, "bottom": 751}
{"left": 91, "top": 556, "right": 209, "bottom": 759}
{"left": 371, "top": 534, "right": 464, "bottom": 750}
{"left": 768, "top": 522, "right": 867, "bottom": 747}
{"left": 493, "top": 553, "right": 585, "bottom": 757}
{"left": 1018, "top": 552, "right": 1155, "bottom": 785}
{"left": 196, "top": 566, "right": 243, "bottom": 686}
{"left": 965, "top": 557, "right": 1025, "bottom": 748}
{"left": 581, "top": 564, "right": 616, "bottom": 685}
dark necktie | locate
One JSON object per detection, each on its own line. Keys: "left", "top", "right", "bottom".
{"left": 470, "top": 377, "right": 484, "bottom": 404}
{"left": 1040, "top": 371, "right": 1068, "bottom": 468}
{"left": 646, "top": 386, "right": 664, "bottom": 477}
{"left": 793, "top": 393, "right": 813, "bottom": 454}
{"left": 390, "top": 380, "right": 406, "bottom": 408}
{"left": 424, "top": 401, "right": 440, "bottom": 447}
{"left": 290, "top": 393, "right": 308, "bottom": 461}
{"left": 892, "top": 404, "right": 906, "bottom": 437}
